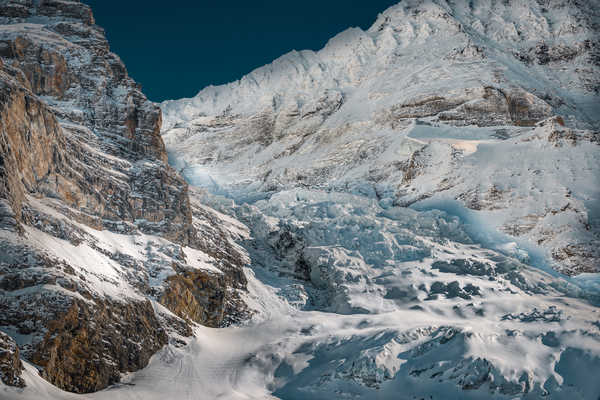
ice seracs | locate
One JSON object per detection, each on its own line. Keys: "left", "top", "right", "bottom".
{"left": 156, "top": 0, "right": 600, "bottom": 398}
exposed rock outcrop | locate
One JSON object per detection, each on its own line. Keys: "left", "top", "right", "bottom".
{"left": 0, "top": 331, "right": 24, "bottom": 388}
{"left": 0, "top": 59, "right": 64, "bottom": 230}
{"left": 32, "top": 298, "right": 167, "bottom": 393}
{"left": 0, "top": 2, "right": 192, "bottom": 243}
{"left": 160, "top": 269, "right": 227, "bottom": 328}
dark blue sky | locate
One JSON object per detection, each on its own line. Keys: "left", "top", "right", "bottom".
{"left": 86, "top": 1, "right": 398, "bottom": 102}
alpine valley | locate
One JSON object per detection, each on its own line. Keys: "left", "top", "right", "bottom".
{"left": 1, "top": 1, "right": 599, "bottom": 399}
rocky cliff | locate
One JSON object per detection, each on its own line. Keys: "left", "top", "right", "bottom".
{"left": 0, "top": 331, "right": 23, "bottom": 388}
{"left": 0, "top": 0, "right": 249, "bottom": 393}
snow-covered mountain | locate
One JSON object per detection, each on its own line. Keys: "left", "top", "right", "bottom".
{"left": 2, "top": 0, "right": 600, "bottom": 399}
{"left": 162, "top": 0, "right": 600, "bottom": 276}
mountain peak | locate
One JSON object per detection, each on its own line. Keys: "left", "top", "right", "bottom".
{"left": 161, "top": 0, "right": 599, "bottom": 275}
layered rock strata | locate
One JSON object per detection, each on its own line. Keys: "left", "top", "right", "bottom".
{"left": 0, "top": 0, "right": 249, "bottom": 393}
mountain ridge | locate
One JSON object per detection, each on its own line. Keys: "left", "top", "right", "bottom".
{"left": 0, "top": 0, "right": 250, "bottom": 393}
{"left": 161, "top": 0, "right": 600, "bottom": 276}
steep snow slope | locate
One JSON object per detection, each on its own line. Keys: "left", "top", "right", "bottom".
{"left": 162, "top": 0, "right": 600, "bottom": 275}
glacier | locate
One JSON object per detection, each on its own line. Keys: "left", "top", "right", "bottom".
{"left": 6, "top": 187, "right": 600, "bottom": 399}
{"left": 2, "top": 0, "right": 600, "bottom": 399}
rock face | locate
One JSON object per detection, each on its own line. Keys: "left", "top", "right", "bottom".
{"left": 0, "top": 1, "right": 190, "bottom": 244}
{"left": 0, "top": 331, "right": 24, "bottom": 388}
{"left": 0, "top": 59, "right": 64, "bottom": 231}
{"left": 161, "top": 270, "right": 228, "bottom": 327}
{"left": 0, "top": 0, "right": 249, "bottom": 393}
{"left": 31, "top": 299, "right": 167, "bottom": 393}
{"left": 162, "top": 0, "right": 600, "bottom": 275}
